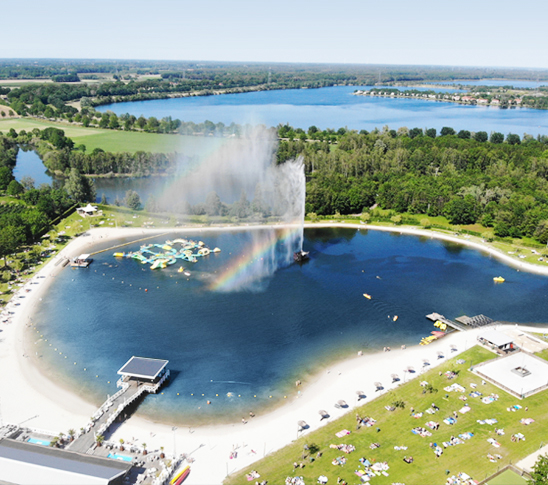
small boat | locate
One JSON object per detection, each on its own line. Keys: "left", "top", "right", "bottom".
{"left": 178, "top": 267, "right": 184, "bottom": 273}
{"left": 493, "top": 276, "right": 505, "bottom": 283}
{"left": 294, "top": 250, "right": 309, "bottom": 262}
{"left": 113, "top": 252, "right": 125, "bottom": 257}
{"left": 363, "top": 293, "right": 372, "bottom": 300}
{"left": 171, "top": 465, "right": 190, "bottom": 485}
{"left": 393, "top": 315, "right": 398, "bottom": 321}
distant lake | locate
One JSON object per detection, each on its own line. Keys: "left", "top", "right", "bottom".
{"left": 97, "top": 85, "right": 548, "bottom": 137}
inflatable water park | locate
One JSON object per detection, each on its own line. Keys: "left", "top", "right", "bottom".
{"left": 113, "top": 238, "right": 220, "bottom": 270}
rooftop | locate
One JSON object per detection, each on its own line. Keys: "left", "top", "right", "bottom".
{"left": 473, "top": 352, "right": 548, "bottom": 398}
{"left": 117, "top": 356, "right": 169, "bottom": 380}
{"left": 0, "top": 438, "right": 130, "bottom": 485}
{"left": 479, "top": 329, "right": 513, "bottom": 347}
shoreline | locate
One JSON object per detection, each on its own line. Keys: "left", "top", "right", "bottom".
{"left": 2, "top": 223, "right": 548, "bottom": 484}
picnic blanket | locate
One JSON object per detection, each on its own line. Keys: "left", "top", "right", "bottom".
{"left": 459, "top": 406, "right": 471, "bottom": 414}
{"left": 425, "top": 421, "right": 438, "bottom": 429}
{"left": 482, "top": 396, "right": 496, "bottom": 404}
{"left": 521, "top": 418, "right": 535, "bottom": 425}
{"left": 469, "top": 391, "right": 482, "bottom": 398}
{"left": 459, "top": 432, "right": 474, "bottom": 440}
{"left": 336, "top": 429, "right": 351, "bottom": 438}
{"left": 444, "top": 383, "right": 466, "bottom": 393}
{"left": 444, "top": 417, "right": 457, "bottom": 425}
{"left": 487, "top": 438, "right": 501, "bottom": 447}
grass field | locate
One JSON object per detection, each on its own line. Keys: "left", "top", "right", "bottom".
{"left": 225, "top": 346, "right": 548, "bottom": 485}
{"left": 486, "top": 468, "right": 529, "bottom": 485}
{"left": 0, "top": 118, "right": 221, "bottom": 154}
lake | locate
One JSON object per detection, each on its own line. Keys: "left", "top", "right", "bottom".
{"left": 97, "top": 85, "right": 548, "bottom": 137}
{"left": 33, "top": 227, "right": 548, "bottom": 425}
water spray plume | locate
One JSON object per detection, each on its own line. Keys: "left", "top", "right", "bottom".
{"left": 159, "top": 125, "right": 305, "bottom": 292}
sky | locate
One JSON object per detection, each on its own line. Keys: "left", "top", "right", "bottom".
{"left": 2, "top": 0, "right": 548, "bottom": 69}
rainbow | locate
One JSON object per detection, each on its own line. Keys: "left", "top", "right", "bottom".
{"left": 209, "top": 224, "right": 302, "bottom": 292}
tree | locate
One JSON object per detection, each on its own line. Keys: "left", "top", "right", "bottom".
{"left": 490, "top": 132, "right": 504, "bottom": 144}
{"left": 100, "top": 193, "right": 107, "bottom": 205}
{"left": 124, "top": 190, "right": 141, "bottom": 210}
{"left": 20, "top": 176, "right": 35, "bottom": 191}
{"left": 64, "top": 168, "right": 95, "bottom": 202}
{"left": 0, "top": 225, "right": 25, "bottom": 266}
{"left": 6, "top": 180, "right": 23, "bottom": 196}
{"left": 205, "top": 191, "right": 222, "bottom": 216}
{"left": 506, "top": 133, "right": 521, "bottom": 145}
{"left": 457, "top": 130, "right": 471, "bottom": 139}
{"left": 529, "top": 453, "right": 548, "bottom": 485}
{"left": 474, "top": 131, "right": 488, "bottom": 142}
{"left": 425, "top": 128, "right": 437, "bottom": 138}
{"left": 444, "top": 195, "right": 478, "bottom": 225}
{"left": 409, "top": 127, "right": 423, "bottom": 139}
{"left": 0, "top": 166, "right": 14, "bottom": 191}
{"left": 440, "top": 127, "right": 456, "bottom": 136}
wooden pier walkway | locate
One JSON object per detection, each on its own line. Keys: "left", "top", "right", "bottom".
{"left": 69, "top": 370, "right": 170, "bottom": 454}
{"left": 426, "top": 313, "right": 467, "bottom": 332}
{"left": 426, "top": 312, "right": 496, "bottom": 332}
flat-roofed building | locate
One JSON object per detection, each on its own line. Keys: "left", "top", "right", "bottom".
{"left": 0, "top": 438, "right": 131, "bottom": 485}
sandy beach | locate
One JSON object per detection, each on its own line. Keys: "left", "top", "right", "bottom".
{"left": 1, "top": 223, "right": 548, "bottom": 484}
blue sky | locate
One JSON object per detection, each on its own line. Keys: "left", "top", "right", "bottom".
{"left": 2, "top": 0, "right": 547, "bottom": 69}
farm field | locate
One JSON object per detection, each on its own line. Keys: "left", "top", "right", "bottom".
{"left": 0, "top": 118, "right": 214, "bottom": 154}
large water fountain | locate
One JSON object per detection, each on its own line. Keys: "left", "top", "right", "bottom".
{"left": 158, "top": 126, "right": 306, "bottom": 291}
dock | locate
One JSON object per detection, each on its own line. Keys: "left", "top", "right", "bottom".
{"left": 69, "top": 357, "right": 170, "bottom": 454}
{"left": 426, "top": 312, "right": 497, "bottom": 332}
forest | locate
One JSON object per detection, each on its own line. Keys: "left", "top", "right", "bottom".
{"left": 4, "top": 124, "right": 548, "bottom": 246}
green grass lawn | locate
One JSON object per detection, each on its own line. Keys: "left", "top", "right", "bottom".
{"left": 225, "top": 346, "right": 548, "bottom": 485}
{"left": 0, "top": 118, "right": 221, "bottom": 154}
{"left": 486, "top": 468, "right": 529, "bottom": 485}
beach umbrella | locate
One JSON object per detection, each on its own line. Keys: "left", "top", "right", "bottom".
{"left": 437, "top": 351, "right": 444, "bottom": 358}
{"left": 407, "top": 366, "right": 415, "bottom": 372}
{"left": 450, "top": 344, "right": 457, "bottom": 351}
{"left": 374, "top": 382, "right": 383, "bottom": 391}
{"left": 391, "top": 373, "right": 399, "bottom": 382}
{"left": 318, "top": 410, "right": 329, "bottom": 420}
{"left": 337, "top": 400, "right": 347, "bottom": 408}
{"left": 297, "top": 420, "right": 307, "bottom": 429}
{"left": 423, "top": 359, "right": 430, "bottom": 365}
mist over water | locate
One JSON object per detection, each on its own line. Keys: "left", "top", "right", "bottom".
{"left": 160, "top": 126, "right": 306, "bottom": 291}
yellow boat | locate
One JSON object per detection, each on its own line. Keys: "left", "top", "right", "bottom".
{"left": 493, "top": 276, "right": 505, "bottom": 283}
{"left": 393, "top": 315, "right": 398, "bottom": 321}
{"left": 363, "top": 293, "right": 372, "bottom": 300}
{"left": 113, "top": 252, "right": 125, "bottom": 257}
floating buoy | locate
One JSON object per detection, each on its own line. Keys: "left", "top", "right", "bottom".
{"left": 145, "top": 289, "right": 148, "bottom": 292}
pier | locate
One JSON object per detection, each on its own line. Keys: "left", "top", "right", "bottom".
{"left": 426, "top": 313, "right": 497, "bottom": 332}
{"left": 69, "top": 357, "right": 170, "bottom": 454}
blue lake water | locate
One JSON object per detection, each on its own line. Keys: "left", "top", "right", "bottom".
{"left": 13, "top": 148, "right": 54, "bottom": 187}
{"left": 97, "top": 86, "right": 548, "bottom": 137}
{"left": 34, "top": 227, "right": 548, "bottom": 425}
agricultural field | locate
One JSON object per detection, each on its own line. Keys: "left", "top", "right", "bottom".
{"left": 225, "top": 346, "right": 547, "bottom": 485}
{"left": 0, "top": 118, "right": 215, "bottom": 154}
